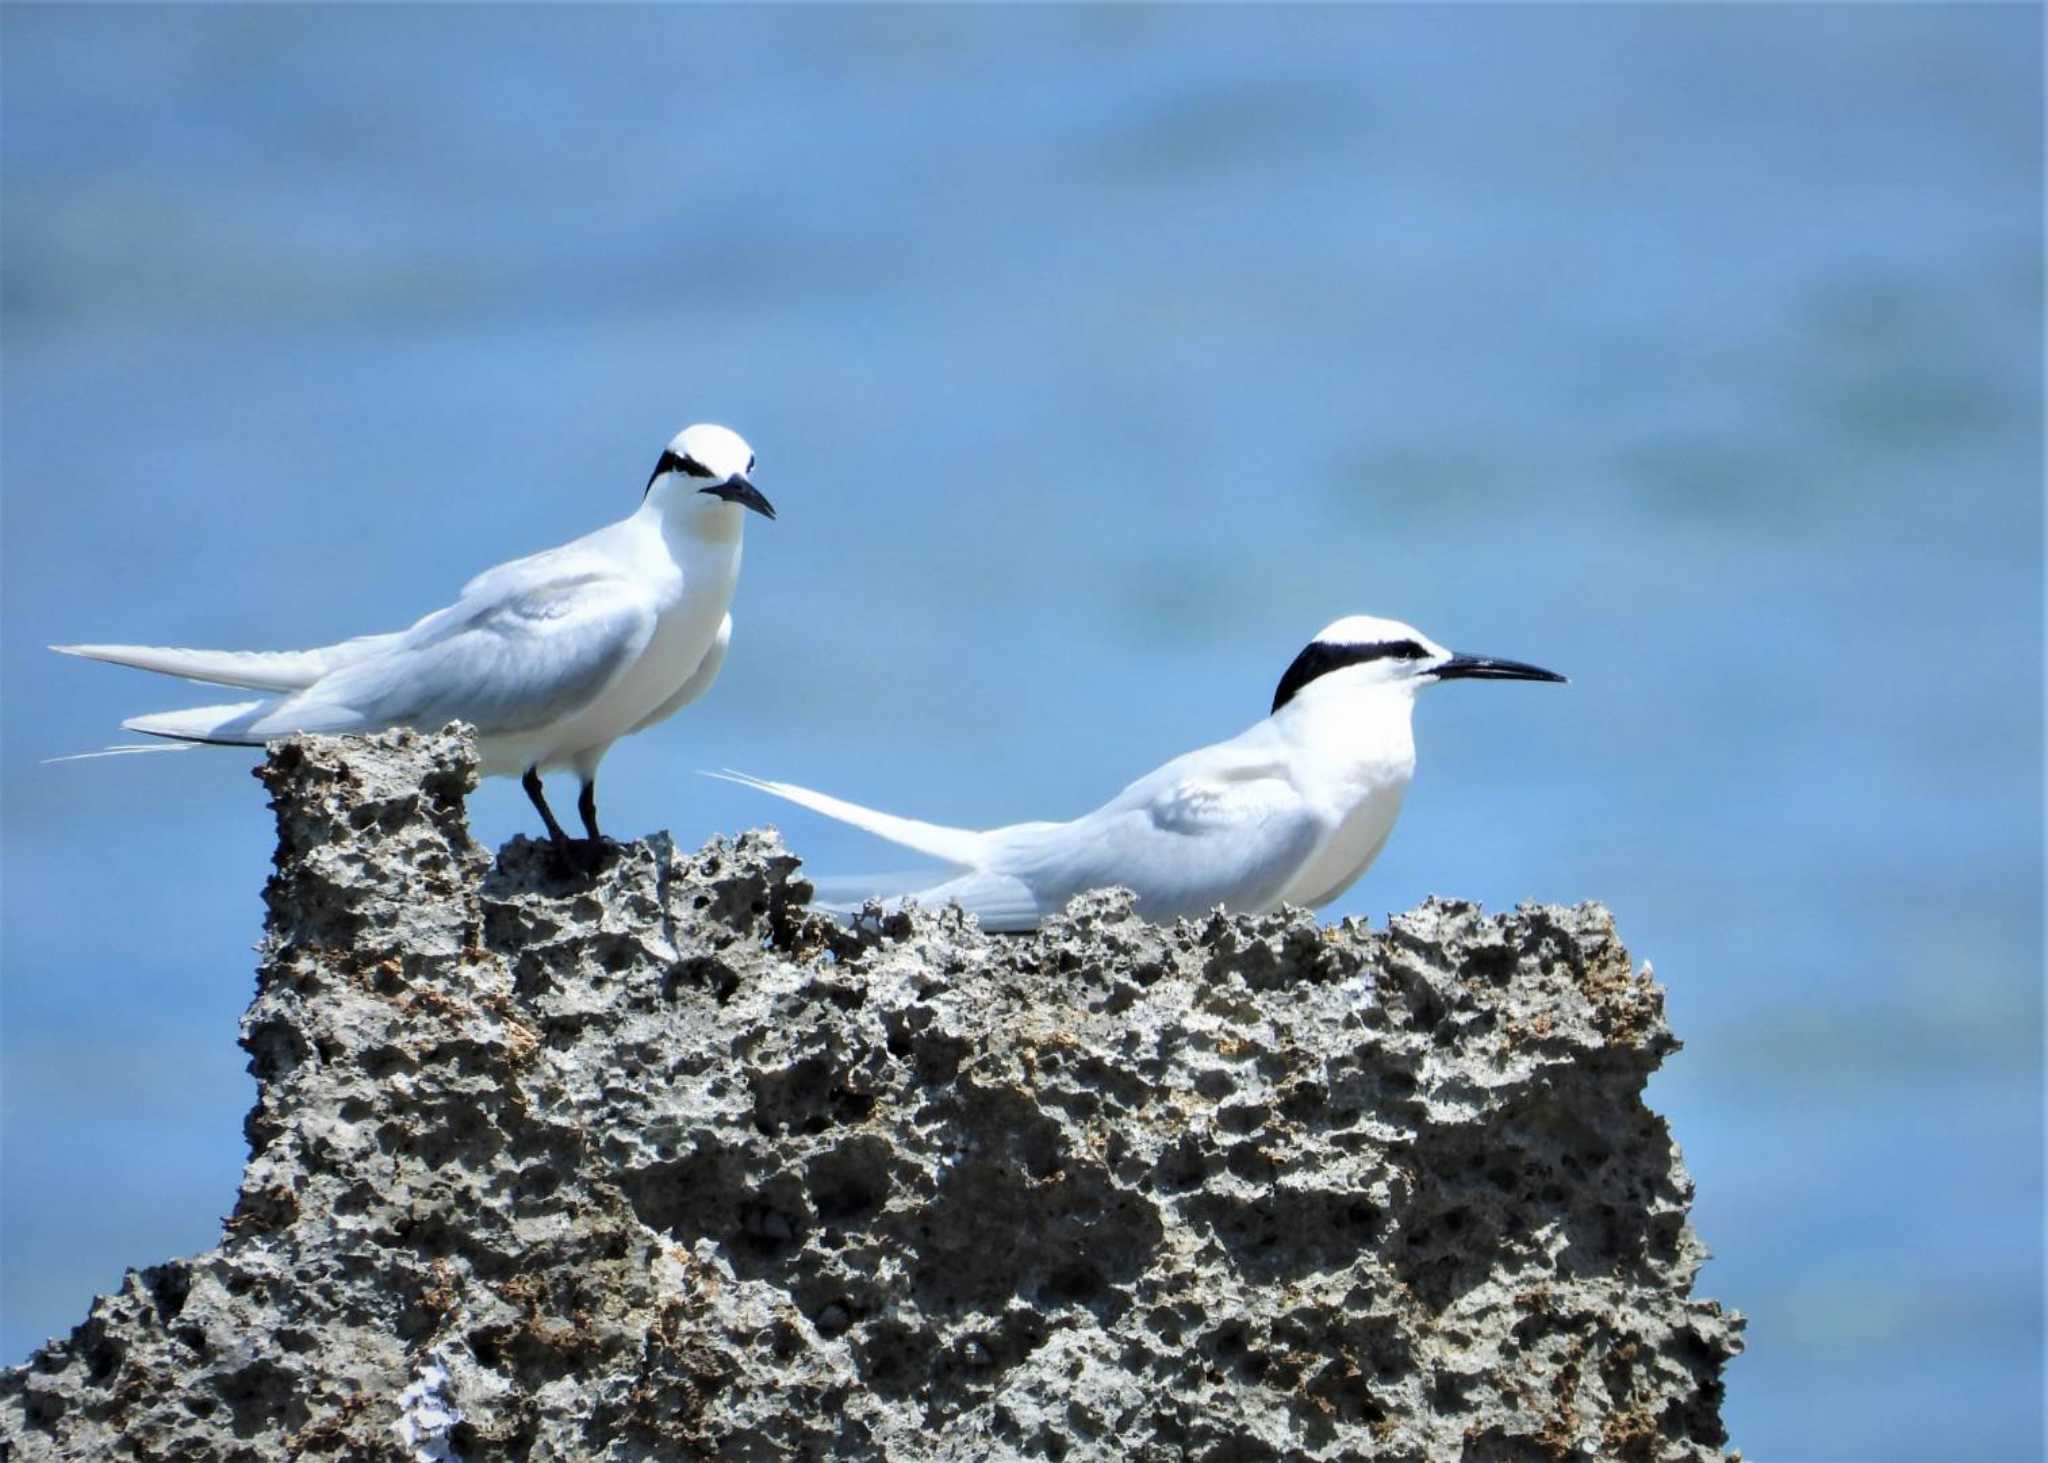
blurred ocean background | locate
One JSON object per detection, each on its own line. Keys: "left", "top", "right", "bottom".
{"left": 2, "top": 7, "right": 2039, "bottom": 1457}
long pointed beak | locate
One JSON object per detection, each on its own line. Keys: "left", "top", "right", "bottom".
{"left": 701, "top": 475, "right": 776, "bottom": 520}
{"left": 1433, "top": 652, "right": 1567, "bottom": 684}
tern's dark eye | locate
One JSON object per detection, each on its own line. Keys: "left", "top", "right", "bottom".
{"left": 676, "top": 453, "right": 715, "bottom": 479}
{"left": 746, "top": 454, "right": 755, "bottom": 473}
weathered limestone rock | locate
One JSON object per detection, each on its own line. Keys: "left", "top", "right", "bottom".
{"left": 1, "top": 726, "right": 1741, "bottom": 1461}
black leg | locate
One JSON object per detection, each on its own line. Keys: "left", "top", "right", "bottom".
{"left": 578, "top": 781, "right": 601, "bottom": 843}
{"left": 523, "top": 766, "right": 570, "bottom": 845}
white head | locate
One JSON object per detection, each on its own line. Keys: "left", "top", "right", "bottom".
{"left": 1269, "top": 614, "right": 1565, "bottom": 715}
{"left": 643, "top": 423, "right": 774, "bottom": 519}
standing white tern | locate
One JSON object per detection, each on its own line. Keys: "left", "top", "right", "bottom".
{"left": 54, "top": 423, "right": 773, "bottom": 858}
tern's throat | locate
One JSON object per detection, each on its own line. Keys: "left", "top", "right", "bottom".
{"left": 1281, "top": 679, "right": 1420, "bottom": 770}
{"left": 645, "top": 495, "right": 745, "bottom": 561}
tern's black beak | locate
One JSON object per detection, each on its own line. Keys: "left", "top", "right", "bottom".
{"left": 1433, "top": 653, "right": 1567, "bottom": 684}
{"left": 700, "top": 475, "right": 776, "bottom": 520}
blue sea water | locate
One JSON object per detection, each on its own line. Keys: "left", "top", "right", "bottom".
{"left": 2, "top": 7, "right": 2040, "bottom": 1457}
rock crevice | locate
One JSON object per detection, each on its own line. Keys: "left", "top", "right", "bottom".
{"left": 1, "top": 726, "right": 1741, "bottom": 1460}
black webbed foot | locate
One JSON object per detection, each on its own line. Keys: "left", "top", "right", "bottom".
{"left": 525, "top": 768, "right": 621, "bottom": 879}
{"left": 544, "top": 834, "right": 619, "bottom": 880}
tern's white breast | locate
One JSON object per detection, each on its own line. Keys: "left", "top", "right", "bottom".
{"left": 1270, "top": 696, "right": 1418, "bottom": 911}
{"left": 477, "top": 520, "right": 742, "bottom": 777}
{"left": 1279, "top": 776, "right": 1410, "bottom": 910}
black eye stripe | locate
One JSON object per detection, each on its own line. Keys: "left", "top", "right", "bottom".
{"left": 1270, "top": 639, "right": 1430, "bottom": 713}
{"left": 644, "top": 448, "right": 719, "bottom": 496}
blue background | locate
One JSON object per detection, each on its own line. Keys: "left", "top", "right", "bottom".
{"left": 3, "top": 8, "right": 2040, "bottom": 1457}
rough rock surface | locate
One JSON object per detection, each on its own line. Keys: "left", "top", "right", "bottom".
{"left": 1, "top": 726, "right": 1741, "bottom": 1461}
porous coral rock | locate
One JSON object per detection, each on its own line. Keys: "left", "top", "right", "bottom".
{"left": 1, "top": 725, "right": 1741, "bottom": 1461}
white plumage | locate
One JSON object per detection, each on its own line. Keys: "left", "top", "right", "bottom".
{"left": 719, "top": 615, "right": 1564, "bottom": 931}
{"left": 55, "top": 422, "right": 774, "bottom": 848}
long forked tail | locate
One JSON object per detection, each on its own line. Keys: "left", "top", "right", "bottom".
{"left": 43, "top": 698, "right": 279, "bottom": 764}
{"left": 51, "top": 634, "right": 400, "bottom": 693}
{"left": 43, "top": 742, "right": 200, "bottom": 765}
{"left": 707, "top": 770, "right": 987, "bottom": 868}
{"left": 710, "top": 771, "right": 1054, "bottom": 932}
{"left": 49, "top": 636, "right": 402, "bottom": 760}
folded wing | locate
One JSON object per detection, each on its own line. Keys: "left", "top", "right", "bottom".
{"left": 991, "top": 765, "right": 1322, "bottom": 925}
{"left": 718, "top": 731, "right": 1327, "bottom": 932}
{"left": 120, "top": 572, "right": 657, "bottom": 745}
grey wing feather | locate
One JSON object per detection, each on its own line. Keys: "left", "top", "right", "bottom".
{"left": 1020, "top": 781, "right": 1320, "bottom": 923}
{"left": 241, "top": 573, "right": 656, "bottom": 738}
{"left": 736, "top": 724, "right": 1326, "bottom": 934}
{"left": 942, "top": 738, "right": 1324, "bottom": 927}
